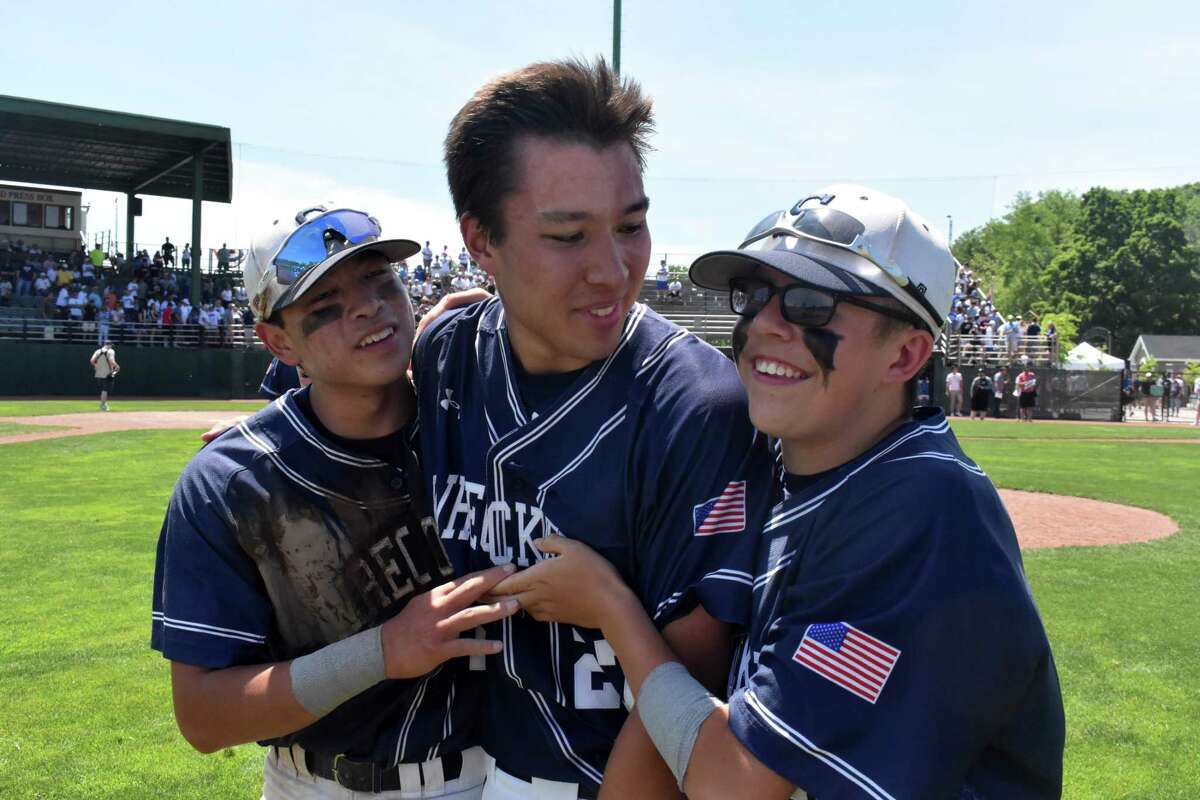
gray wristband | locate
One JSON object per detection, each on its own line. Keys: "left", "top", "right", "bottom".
{"left": 636, "top": 661, "right": 721, "bottom": 788}
{"left": 289, "top": 626, "right": 387, "bottom": 718}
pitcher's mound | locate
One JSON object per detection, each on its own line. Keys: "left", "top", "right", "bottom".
{"left": 998, "top": 489, "right": 1177, "bottom": 549}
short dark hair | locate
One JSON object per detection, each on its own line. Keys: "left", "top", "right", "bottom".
{"left": 872, "top": 304, "right": 927, "bottom": 414}
{"left": 444, "top": 58, "right": 655, "bottom": 243}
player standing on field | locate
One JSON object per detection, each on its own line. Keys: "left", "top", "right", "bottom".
{"left": 89, "top": 340, "right": 119, "bottom": 410}
{"left": 496, "top": 186, "right": 1065, "bottom": 799}
{"left": 414, "top": 59, "right": 774, "bottom": 799}
{"left": 151, "top": 206, "right": 518, "bottom": 799}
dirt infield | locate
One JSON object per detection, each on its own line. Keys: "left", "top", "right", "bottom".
{"left": 0, "top": 411, "right": 232, "bottom": 444}
{"left": 998, "top": 489, "right": 1177, "bottom": 549}
{"left": 0, "top": 411, "right": 1181, "bottom": 549}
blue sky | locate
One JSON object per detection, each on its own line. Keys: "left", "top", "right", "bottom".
{"left": 5, "top": 0, "right": 1198, "bottom": 264}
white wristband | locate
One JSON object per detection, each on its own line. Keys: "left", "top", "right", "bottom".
{"left": 289, "top": 626, "right": 387, "bottom": 718}
{"left": 636, "top": 662, "right": 721, "bottom": 788}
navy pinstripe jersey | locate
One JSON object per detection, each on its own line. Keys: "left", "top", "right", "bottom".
{"left": 259, "top": 356, "right": 301, "bottom": 399}
{"left": 728, "top": 409, "right": 1064, "bottom": 799}
{"left": 150, "top": 389, "right": 476, "bottom": 763}
{"left": 413, "top": 298, "right": 775, "bottom": 788}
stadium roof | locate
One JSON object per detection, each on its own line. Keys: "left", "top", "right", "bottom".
{"left": 0, "top": 95, "right": 232, "bottom": 202}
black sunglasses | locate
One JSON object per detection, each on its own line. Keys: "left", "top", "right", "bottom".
{"left": 729, "top": 277, "right": 922, "bottom": 328}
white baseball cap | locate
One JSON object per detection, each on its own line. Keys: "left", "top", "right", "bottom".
{"left": 689, "top": 184, "right": 955, "bottom": 334}
{"left": 244, "top": 205, "right": 420, "bottom": 321}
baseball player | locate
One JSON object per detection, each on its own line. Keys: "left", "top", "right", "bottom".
{"left": 151, "top": 205, "right": 519, "bottom": 799}
{"left": 497, "top": 186, "right": 1065, "bottom": 799}
{"left": 414, "top": 59, "right": 775, "bottom": 798}
{"left": 89, "top": 340, "right": 119, "bottom": 410}
{"left": 259, "top": 355, "right": 309, "bottom": 398}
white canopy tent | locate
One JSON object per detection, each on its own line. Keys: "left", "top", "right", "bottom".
{"left": 1064, "top": 342, "right": 1125, "bottom": 371}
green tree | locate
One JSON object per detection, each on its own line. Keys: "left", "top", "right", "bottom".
{"left": 951, "top": 190, "right": 1081, "bottom": 317}
{"left": 1183, "top": 360, "right": 1200, "bottom": 385}
{"left": 1043, "top": 187, "right": 1200, "bottom": 353}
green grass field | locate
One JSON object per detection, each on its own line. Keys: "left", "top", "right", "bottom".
{"left": 0, "top": 415, "right": 1195, "bottom": 798}
{"left": 0, "top": 399, "right": 267, "bottom": 417}
{"left": 0, "top": 421, "right": 69, "bottom": 437}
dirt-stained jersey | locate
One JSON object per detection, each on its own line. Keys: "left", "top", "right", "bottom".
{"left": 151, "top": 389, "right": 471, "bottom": 764}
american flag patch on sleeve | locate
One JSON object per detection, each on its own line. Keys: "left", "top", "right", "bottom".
{"left": 692, "top": 480, "right": 747, "bottom": 535}
{"left": 793, "top": 622, "right": 901, "bottom": 704}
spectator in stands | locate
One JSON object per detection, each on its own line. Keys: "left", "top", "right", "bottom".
{"left": 980, "top": 318, "right": 994, "bottom": 354}
{"left": 67, "top": 285, "right": 86, "bottom": 324}
{"left": 655, "top": 257, "right": 669, "bottom": 302}
{"left": 458, "top": 246, "right": 470, "bottom": 270}
{"left": 197, "top": 302, "right": 216, "bottom": 346}
{"left": 219, "top": 301, "right": 233, "bottom": 347}
{"left": 667, "top": 276, "right": 682, "bottom": 303}
{"left": 422, "top": 240, "right": 433, "bottom": 269}
{"left": 1004, "top": 317, "right": 1021, "bottom": 359}
{"left": 17, "top": 260, "right": 34, "bottom": 296}
{"left": 217, "top": 243, "right": 231, "bottom": 272}
{"left": 451, "top": 270, "right": 471, "bottom": 293}
{"left": 162, "top": 237, "right": 176, "bottom": 266}
{"left": 945, "top": 365, "right": 965, "bottom": 416}
{"left": 969, "top": 372, "right": 992, "bottom": 420}
{"left": 0, "top": 274, "right": 12, "bottom": 305}
{"left": 96, "top": 304, "right": 113, "bottom": 345}
{"left": 1016, "top": 365, "right": 1038, "bottom": 422}
{"left": 33, "top": 272, "right": 50, "bottom": 296}
{"left": 55, "top": 285, "right": 70, "bottom": 319}
{"left": 181, "top": 243, "right": 192, "bottom": 269}
{"left": 177, "top": 296, "right": 192, "bottom": 325}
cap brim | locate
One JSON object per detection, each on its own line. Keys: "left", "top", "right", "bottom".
{"left": 689, "top": 248, "right": 890, "bottom": 298}
{"left": 274, "top": 238, "right": 420, "bottom": 313}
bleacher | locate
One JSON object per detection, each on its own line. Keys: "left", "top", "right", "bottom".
{"left": 637, "top": 277, "right": 737, "bottom": 343}
{"left": 943, "top": 333, "right": 1056, "bottom": 367}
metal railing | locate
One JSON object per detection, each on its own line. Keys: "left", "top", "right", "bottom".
{"left": 0, "top": 317, "right": 263, "bottom": 349}
{"left": 944, "top": 334, "right": 1057, "bottom": 366}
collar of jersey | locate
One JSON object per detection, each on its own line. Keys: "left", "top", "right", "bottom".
{"left": 272, "top": 388, "right": 391, "bottom": 469}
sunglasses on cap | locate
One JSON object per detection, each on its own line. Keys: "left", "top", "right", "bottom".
{"left": 729, "top": 277, "right": 923, "bottom": 329}
{"left": 739, "top": 194, "right": 913, "bottom": 289}
{"left": 273, "top": 208, "right": 384, "bottom": 285}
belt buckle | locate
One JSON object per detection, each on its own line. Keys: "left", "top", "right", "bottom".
{"left": 331, "top": 754, "right": 377, "bottom": 793}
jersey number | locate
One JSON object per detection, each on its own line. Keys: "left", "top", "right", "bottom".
{"left": 572, "top": 633, "right": 633, "bottom": 710}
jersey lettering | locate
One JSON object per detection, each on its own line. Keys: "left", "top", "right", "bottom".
{"left": 357, "top": 517, "right": 452, "bottom": 608}
{"left": 435, "top": 474, "right": 486, "bottom": 542}
{"left": 436, "top": 474, "right": 562, "bottom": 567}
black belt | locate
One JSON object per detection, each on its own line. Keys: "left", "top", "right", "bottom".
{"left": 302, "top": 749, "right": 463, "bottom": 794}
{"left": 498, "top": 765, "right": 600, "bottom": 799}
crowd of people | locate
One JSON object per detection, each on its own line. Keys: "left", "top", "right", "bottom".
{"left": 947, "top": 265, "right": 1057, "bottom": 364}
{"left": 0, "top": 236, "right": 504, "bottom": 346}
{"left": 402, "top": 241, "right": 495, "bottom": 320}
{"left": 1126, "top": 371, "right": 1198, "bottom": 424}
{"left": 0, "top": 237, "right": 255, "bottom": 346}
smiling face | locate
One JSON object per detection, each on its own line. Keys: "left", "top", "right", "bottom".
{"left": 463, "top": 137, "right": 651, "bottom": 374}
{"left": 733, "top": 266, "right": 932, "bottom": 473}
{"left": 257, "top": 251, "right": 415, "bottom": 390}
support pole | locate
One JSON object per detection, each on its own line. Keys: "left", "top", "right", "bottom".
{"left": 191, "top": 152, "right": 204, "bottom": 304}
{"left": 613, "top": 0, "right": 622, "bottom": 75}
{"left": 125, "top": 193, "right": 135, "bottom": 270}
